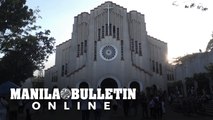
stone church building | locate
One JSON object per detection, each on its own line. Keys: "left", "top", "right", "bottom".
{"left": 44, "top": 1, "right": 168, "bottom": 91}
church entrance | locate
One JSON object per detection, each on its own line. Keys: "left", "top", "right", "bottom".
{"left": 100, "top": 78, "right": 118, "bottom": 89}
{"left": 79, "top": 82, "right": 89, "bottom": 88}
{"left": 130, "top": 81, "right": 140, "bottom": 91}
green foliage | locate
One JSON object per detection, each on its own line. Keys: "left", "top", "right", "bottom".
{"left": 206, "top": 33, "right": 213, "bottom": 52}
{"left": 0, "top": 0, "right": 55, "bottom": 85}
{"left": 173, "top": 53, "right": 198, "bottom": 65}
{"left": 184, "top": 73, "right": 208, "bottom": 87}
{"left": 193, "top": 73, "right": 208, "bottom": 82}
{"left": 0, "top": 0, "right": 35, "bottom": 38}
{"left": 172, "top": 1, "right": 208, "bottom": 11}
{"left": 185, "top": 77, "right": 194, "bottom": 84}
{"left": 205, "top": 63, "right": 213, "bottom": 79}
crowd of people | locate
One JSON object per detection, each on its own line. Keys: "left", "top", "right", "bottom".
{"left": 1, "top": 88, "right": 212, "bottom": 120}
{"left": 121, "top": 91, "right": 166, "bottom": 120}
{"left": 79, "top": 90, "right": 167, "bottom": 120}
{"left": 0, "top": 90, "right": 167, "bottom": 120}
{"left": 168, "top": 91, "right": 212, "bottom": 116}
{"left": 0, "top": 96, "right": 32, "bottom": 120}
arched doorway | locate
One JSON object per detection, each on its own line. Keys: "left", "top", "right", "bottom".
{"left": 130, "top": 81, "right": 140, "bottom": 91}
{"left": 79, "top": 82, "right": 89, "bottom": 88}
{"left": 100, "top": 78, "right": 118, "bottom": 89}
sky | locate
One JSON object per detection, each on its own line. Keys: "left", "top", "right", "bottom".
{"left": 26, "top": 0, "right": 213, "bottom": 71}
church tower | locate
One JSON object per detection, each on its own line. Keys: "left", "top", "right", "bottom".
{"left": 45, "top": 1, "right": 168, "bottom": 91}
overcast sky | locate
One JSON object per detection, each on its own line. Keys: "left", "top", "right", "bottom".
{"left": 27, "top": 0, "right": 213, "bottom": 70}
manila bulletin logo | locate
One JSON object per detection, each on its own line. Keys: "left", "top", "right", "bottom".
{"left": 10, "top": 88, "right": 136, "bottom": 110}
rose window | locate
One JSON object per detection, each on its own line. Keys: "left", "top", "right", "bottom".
{"left": 100, "top": 45, "right": 117, "bottom": 61}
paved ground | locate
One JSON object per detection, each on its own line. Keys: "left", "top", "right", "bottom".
{"left": 17, "top": 104, "right": 213, "bottom": 120}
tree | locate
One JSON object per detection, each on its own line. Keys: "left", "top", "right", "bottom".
{"left": 0, "top": 0, "right": 55, "bottom": 85}
{"left": 172, "top": 1, "right": 208, "bottom": 11}
{"left": 193, "top": 73, "right": 210, "bottom": 95}
{"left": 206, "top": 33, "right": 213, "bottom": 52}
{"left": 205, "top": 63, "right": 213, "bottom": 79}
{"left": 173, "top": 53, "right": 197, "bottom": 65}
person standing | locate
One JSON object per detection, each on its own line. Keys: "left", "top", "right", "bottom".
{"left": 123, "top": 99, "right": 129, "bottom": 117}
{"left": 140, "top": 93, "right": 148, "bottom": 119}
{"left": 94, "top": 99, "right": 102, "bottom": 120}
{"left": 25, "top": 109, "right": 31, "bottom": 120}
{"left": 80, "top": 99, "right": 90, "bottom": 120}
{"left": 0, "top": 97, "right": 8, "bottom": 120}
{"left": 149, "top": 96, "right": 155, "bottom": 119}
{"left": 67, "top": 98, "right": 72, "bottom": 109}
{"left": 8, "top": 99, "right": 18, "bottom": 120}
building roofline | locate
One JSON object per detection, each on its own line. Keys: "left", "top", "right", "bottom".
{"left": 45, "top": 65, "right": 55, "bottom": 71}
{"left": 75, "top": 12, "right": 90, "bottom": 18}
{"left": 90, "top": 1, "right": 127, "bottom": 13}
{"left": 128, "top": 10, "right": 144, "bottom": 16}
{"left": 147, "top": 35, "right": 167, "bottom": 45}
{"left": 56, "top": 39, "right": 71, "bottom": 48}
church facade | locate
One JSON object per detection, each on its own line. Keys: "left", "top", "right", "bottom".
{"left": 44, "top": 1, "right": 168, "bottom": 91}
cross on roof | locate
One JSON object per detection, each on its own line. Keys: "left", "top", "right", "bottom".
{"left": 104, "top": 3, "right": 113, "bottom": 34}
